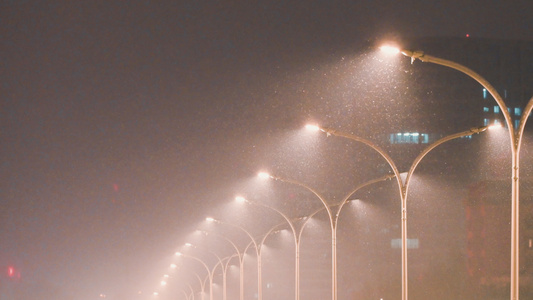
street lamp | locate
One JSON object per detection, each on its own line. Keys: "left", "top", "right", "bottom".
{"left": 259, "top": 170, "right": 400, "bottom": 300}
{"left": 184, "top": 242, "right": 238, "bottom": 300}
{"left": 381, "top": 44, "right": 533, "bottom": 300}
{"left": 175, "top": 252, "right": 215, "bottom": 300}
{"left": 243, "top": 173, "right": 394, "bottom": 300}
{"left": 197, "top": 230, "right": 246, "bottom": 300}
{"left": 305, "top": 123, "right": 492, "bottom": 300}
{"left": 205, "top": 217, "right": 262, "bottom": 300}
{"left": 236, "top": 196, "right": 301, "bottom": 300}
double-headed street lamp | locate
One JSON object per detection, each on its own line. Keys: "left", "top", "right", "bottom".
{"left": 175, "top": 252, "right": 214, "bottom": 300}
{"left": 197, "top": 230, "right": 245, "bottom": 300}
{"left": 304, "top": 123, "right": 492, "bottom": 300}
{"left": 245, "top": 174, "right": 395, "bottom": 300}
{"left": 205, "top": 217, "right": 262, "bottom": 300}
{"left": 381, "top": 44, "right": 533, "bottom": 300}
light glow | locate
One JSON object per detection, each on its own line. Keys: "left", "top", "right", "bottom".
{"left": 379, "top": 45, "right": 401, "bottom": 55}
{"left": 258, "top": 172, "right": 271, "bottom": 179}
{"left": 175, "top": 252, "right": 182, "bottom": 256}
{"left": 488, "top": 123, "right": 503, "bottom": 130}
{"left": 206, "top": 217, "right": 215, "bottom": 222}
{"left": 235, "top": 196, "right": 246, "bottom": 203}
{"left": 305, "top": 124, "right": 320, "bottom": 131}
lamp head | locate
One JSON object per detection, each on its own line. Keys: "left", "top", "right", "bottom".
{"left": 258, "top": 172, "right": 271, "bottom": 179}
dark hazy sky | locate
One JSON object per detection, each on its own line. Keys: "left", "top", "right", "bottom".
{"left": 1, "top": 0, "right": 533, "bottom": 299}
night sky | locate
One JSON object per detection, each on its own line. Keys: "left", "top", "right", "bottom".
{"left": 2, "top": 1, "right": 533, "bottom": 299}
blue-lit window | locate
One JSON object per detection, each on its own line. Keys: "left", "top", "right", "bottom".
{"left": 483, "top": 107, "right": 489, "bottom": 112}
{"left": 494, "top": 119, "right": 501, "bottom": 126}
{"left": 515, "top": 107, "right": 522, "bottom": 116}
{"left": 494, "top": 106, "right": 500, "bottom": 113}
{"left": 484, "top": 118, "right": 490, "bottom": 126}
{"left": 515, "top": 120, "right": 520, "bottom": 129}
{"left": 390, "top": 132, "right": 428, "bottom": 144}
{"left": 483, "top": 88, "right": 487, "bottom": 99}
{"left": 391, "top": 238, "right": 419, "bottom": 249}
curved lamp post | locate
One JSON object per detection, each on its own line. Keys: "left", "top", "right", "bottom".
{"left": 175, "top": 252, "right": 214, "bottom": 300}
{"left": 241, "top": 173, "right": 394, "bottom": 300}
{"left": 381, "top": 45, "right": 533, "bottom": 300}
{"left": 258, "top": 171, "right": 397, "bottom": 300}
{"left": 184, "top": 242, "right": 232, "bottom": 300}
{"left": 235, "top": 196, "right": 301, "bottom": 300}
{"left": 304, "top": 124, "right": 491, "bottom": 300}
{"left": 206, "top": 217, "right": 262, "bottom": 300}
{"left": 197, "top": 230, "right": 246, "bottom": 300}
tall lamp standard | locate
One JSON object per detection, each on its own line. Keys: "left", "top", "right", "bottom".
{"left": 175, "top": 252, "right": 215, "bottom": 300}
{"left": 197, "top": 230, "right": 246, "bottom": 300}
{"left": 304, "top": 123, "right": 492, "bottom": 300}
{"left": 205, "top": 217, "right": 262, "bottom": 300}
{"left": 235, "top": 196, "right": 301, "bottom": 300}
{"left": 381, "top": 44, "right": 533, "bottom": 300}
{"left": 240, "top": 173, "right": 395, "bottom": 300}
{"left": 183, "top": 242, "right": 232, "bottom": 300}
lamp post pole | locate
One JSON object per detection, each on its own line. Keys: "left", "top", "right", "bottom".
{"left": 198, "top": 230, "right": 245, "bottom": 300}
{"left": 393, "top": 48, "right": 533, "bottom": 300}
{"left": 236, "top": 196, "right": 302, "bottom": 300}
{"left": 306, "top": 124, "right": 490, "bottom": 300}
{"left": 206, "top": 218, "right": 262, "bottom": 300}
{"left": 176, "top": 252, "right": 215, "bottom": 300}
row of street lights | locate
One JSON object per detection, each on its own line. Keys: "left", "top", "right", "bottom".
{"left": 150, "top": 43, "right": 532, "bottom": 300}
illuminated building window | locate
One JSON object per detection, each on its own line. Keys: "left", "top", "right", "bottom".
{"left": 483, "top": 107, "right": 489, "bottom": 112}
{"left": 483, "top": 88, "right": 487, "bottom": 99}
{"left": 515, "top": 120, "right": 520, "bottom": 129}
{"left": 494, "top": 106, "right": 500, "bottom": 113}
{"left": 390, "top": 133, "right": 429, "bottom": 144}
{"left": 515, "top": 107, "right": 522, "bottom": 116}
{"left": 484, "top": 118, "right": 490, "bottom": 126}
{"left": 391, "top": 238, "right": 419, "bottom": 249}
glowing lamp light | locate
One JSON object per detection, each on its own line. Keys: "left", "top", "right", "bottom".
{"left": 206, "top": 217, "right": 215, "bottom": 222}
{"left": 175, "top": 252, "right": 182, "bottom": 257}
{"left": 258, "top": 172, "right": 271, "bottom": 179}
{"left": 185, "top": 243, "right": 192, "bottom": 247}
{"left": 235, "top": 196, "right": 246, "bottom": 203}
{"left": 170, "top": 263, "right": 178, "bottom": 268}
{"left": 153, "top": 292, "right": 159, "bottom": 296}
{"left": 305, "top": 124, "right": 320, "bottom": 131}
{"left": 488, "top": 123, "right": 503, "bottom": 130}
{"left": 379, "top": 45, "right": 401, "bottom": 55}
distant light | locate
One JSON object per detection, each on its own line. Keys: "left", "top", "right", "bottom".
{"left": 185, "top": 243, "right": 192, "bottom": 247}
{"left": 7, "top": 266, "right": 14, "bottom": 277}
{"left": 379, "top": 45, "right": 401, "bottom": 55}
{"left": 466, "top": 33, "right": 470, "bottom": 37}
{"left": 258, "top": 172, "right": 271, "bottom": 179}
{"left": 206, "top": 217, "right": 215, "bottom": 222}
{"left": 163, "top": 274, "right": 169, "bottom": 278}
{"left": 488, "top": 123, "right": 503, "bottom": 130}
{"left": 305, "top": 124, "right": 320, "bottom": 131}
{"left": 153, "top": 292, "right": 159, "bottom": 296}
{"left": 161, "top": 281, "right": 167, "bottom": 286}
{"left": 175, "top": 252, "right": 182, "bottom": 256}
{"left": 170, "top": 263, "right": 178, "bottom": 268}
{"left": 99, "top": 294, "right": 107, "bottom": 298}
{"left": 235, "top": 196, "right": 246, "bottom": 203}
